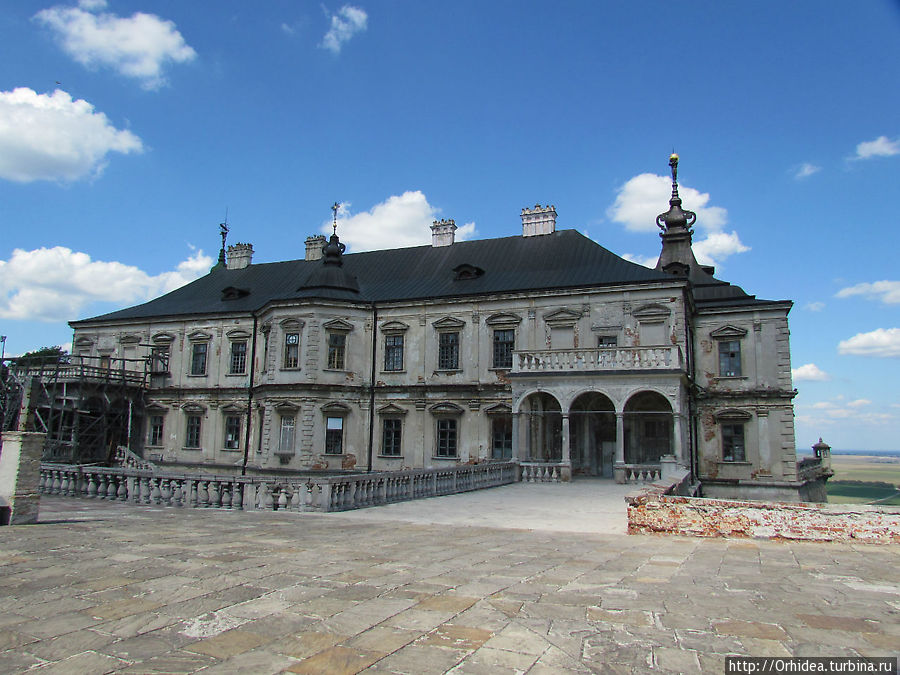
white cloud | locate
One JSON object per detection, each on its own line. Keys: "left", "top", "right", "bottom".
{"left": 804, "top": 301, "right": 825, "bottom": 312}
{"left": 0, "top": 88, "right": 142, "bottom": 183}
{"left": 836, "top": 280, "right": 900, "bottom": 305}
{"left": 324, "top": 191, "right": 475, "bottom": 252}
{"left": 607, "top": 173, "right": 728, "bottom": 233}
{"left": 847, "top": 399, "right": 872, "bottom": 408}
{"left": 621, "top": 253, "right": 657, "bottom": 268}
{"left": 320, "top": 5, "right": 367, "bottom": 54}
{"left": 692, "top": 231, "right": 750, "bottom": 268}
{"left": 35, "top": 1, "right": 196, "bottom": 90}
{"left": 792, "top": 363, "right": 830, "bottom": 382}
{"left": 0, "top": 246, "right": 212, "bottom": 322}
{"left": 853, "top": 135, "right": 900, "bottom": 160}
{"left": 793, "top": 163, "right": 821, "bottom": 179}
{"left": 838, "top": 328, "right": 900, "bottom": 358}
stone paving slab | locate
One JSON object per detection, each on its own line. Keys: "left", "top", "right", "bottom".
{"left": 0, "top": 495, "right": 896, "bottom": 674}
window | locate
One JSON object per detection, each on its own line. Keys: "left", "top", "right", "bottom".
{"left": 722, "top": 423, "right": 746, "bottom": 462}
{"left": 185, "top": 415, "right": 202, "bottom": 448}
{"left": 598, "top": 335, "right": 618, "bottom": 347}
{"left": 719, "top": 340, "right": 742, "bottom": 377}
{"left": 284, "top": 332, "right": 300, "bottom": 369}
{"left": 436, "top": 418, "right": 458, "bottom": 457}
{"left": 492, "top": 329, "right": 514, "bottom": 369}
{"left": 327, "top": 333, "right": 346, "bottom": 370}
{"left": 325, "top": 416, "right": 344, "bottom": 454}
{"left": 279, "top": 415, "right": 295, "bottom": 454}
{"left": 148, "top": 415, "right": 164, "bottom": 446}
{"left": 230, "top": 341, "right": 247, "bottom": 374}
{"left": 382, "top": 418, "right": 402, "bottom": 456}
{"left": 224, "top": 415, "right": 241, "bottom": 449}
{"left": 190, "top": 343, "right": 208, "bottom": 375}
{"left": 150, "top": 345, "right": 169, "bottom": 373}
{"left": 438, "top": 332, "right": 459, "bottom": 370}
{"left": 491, "top": 415, "right": 513, "bottom": 459}
{"left": 384, "top": 334, "right": 404, "bottom": 371}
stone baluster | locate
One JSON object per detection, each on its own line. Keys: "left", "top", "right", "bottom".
{"left": 290, "top": 485, "right": 301, "bottom": 511}
{"left": 141, "top": 476, "right": 152, "bottom": 504}
{"left": 186, "top": 479, "right": 197, "bottom": 507}
{"left": 208, "top": 481, "right": 221, "bottom": 508}
{"left": 58, "top": 471, "right": 70, "bottom": 496}
{"left": 116, "top": 475, "right": 127, "bottom": 500}
{"left": 172, "top": 479, "right": 183, "bottom": 507}
{"left": 105, "top": 475, "right": 117, "bottom": 499}
{"left": 263, "top": 483, "right": 275, "bottom": 510}
{"left": 87, "top": 473, "right": 98, "bottom": 498}
{"left": 233, "top": 483, "right": 244, "bottom": 511}
{"left": 221, "top": 483, "right": 232, "bottom": 509}
{"left": 198, "top": 481, "right": 209, "bottom": 508}
{"left": 159, "top": 479, "right": 171, "bottom": 506}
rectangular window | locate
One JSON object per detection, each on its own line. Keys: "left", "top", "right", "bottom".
{"left": 719, "top": 340, "right": 742, "bottom": 377}
{"left": 327, "top": 333, "right": 346, "bottom": 370}
{"left": 436, "top": 418, "right": 458, "bottom": 457}
{"left": 148, "top": 415, "right": 164, "bottom": 446}
{"left": 438, "top": 332, "right": 459, "bottom": 370}
{"left": 325, "top": 416, "right": 344, "bottom": 454}
{"left": 284, "top": 332, "right": 300, "bottom": 369}
{"left": 598, "top": 335, "right": 618, "bottom": 347}
{"left": 279, "top": 415, "right": 295, "bottom": 454}
{"left": 491, "top": 415, "right": 513, "bottom": 459}
{"left": 224, "top": 415, "right": 241, "bottom": 449}
{"left": 230, "top": 341, "right": 247, "bottom": 374}
{"left": 190, "top": 343, "right": 208, "bottom": 375}
{"left": 722, "top": 423, "right": 746, "bottom": 462}
{"left": 384, "top": 334, "right": 404, "bottom": 371}
{"left": 492, "top": 329, "right": 514, "bottom": 369}
{"left": 382, "top": 418, "right": 402, "bottom": 456}
{"left": 185, "top": 415, "right": 202, "bottom": 448}
{"left": 150, "top": 345, "right": 169, "bottom": 373}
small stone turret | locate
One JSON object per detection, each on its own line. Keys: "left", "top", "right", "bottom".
{"left": 226, "top": 243, "right": 253, "bottom": 269}
{"left": 431, "top": 219, "right": 457, "bottom": 247}
{"left": 521, "top": 204, "right": 557, "bottom": 237}
{"left": 305, "top": 235, "right": 327, "bottom": 261}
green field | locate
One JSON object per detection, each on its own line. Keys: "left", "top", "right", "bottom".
{"left": 827, "top": 455, "right": 900, "bottom": 505}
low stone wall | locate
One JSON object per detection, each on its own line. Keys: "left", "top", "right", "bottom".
{"left": 626, "top": 489, "right": 900, "bottom": 544}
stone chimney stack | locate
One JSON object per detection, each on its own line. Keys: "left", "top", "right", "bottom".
{"left": 226, "top": 243, "right": 253, "bottom": 269}
{"left": 431, "top": 219, "right": 457, "bottom": 247}
{"left": 521, "top": 204, "right": 557, "bottom": 237}
{"left": 305, "top": 235, "right": 327, "bottom": 261}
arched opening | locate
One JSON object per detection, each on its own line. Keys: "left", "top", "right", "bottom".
{"left": 569, "top": 392, "right": 616, "bottom": 477}
{"left": 623, "top": 391, "right": 673, "bottom": 465}
{"left": 519, "top": 392, "right": 562, "bottom": 461}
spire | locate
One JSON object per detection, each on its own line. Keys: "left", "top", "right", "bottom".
{"left": 297, "top": 202, "right": 359, "bottom": 295}
{"left": 654, "top": 153, "right": 705, "bottom": 278}
{"left": 211, "top": 218, "right": 229, "bottom": 271}
{"left": 656, "top": 153, "right": 696, "bottom": 233}
{"left": 323, "top": 202, "right": 346, "bottom": 266}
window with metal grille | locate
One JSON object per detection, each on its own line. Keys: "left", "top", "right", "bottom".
{"left": 279, "top": 415, "right": 295, "bottom": 454}
{"left": 185, "top": 415, "right": 202, "bottom": 448}
{"left": 284, "top": 332, "right": 300, "bottom": 369}
{"left": 384, "top": 334, "right": 404, "bottom": 371}
{"left": 224, "top": 415, "right": 241, "bottom": 449}
{"left": 722, "top": 423, "right": 746, "bottom": 462}
{"left": 491, "top": 415, "right": 513, "bottom": 459}
{"left": 382, "top": 418, "right": 402, "bottom": 456}
{"left": 492, "top": 329, "right": 514, "bottom": 369}
{"left": 436, "top": 418, "right": 458, "bottom": 457}
{"left": 719, "top": 340, "right": 742, "bottom": 377}
{"left": 190, "top": 343, "right": 207, "bottom": 375}
{"left": 325, "top": 416, "right": 343, "bottom": 454}
{"left": 230, "top": 341, "right": 247, "bottom": 374}
{"left": 438, "top": 332, "right": 459, "bottom": 370}
{"left": 148, "top": 415, "right": 164, "bottom": 446}
{"left": 327, "top": 332, "right": 346, "bottom": 370}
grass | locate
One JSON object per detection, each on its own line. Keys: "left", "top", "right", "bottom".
{"left": 827, "top": 455, "right": 900, "bottom": 505}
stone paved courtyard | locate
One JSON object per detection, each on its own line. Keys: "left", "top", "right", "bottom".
{"left": 0, "top": 490, "right": 898, "bottom": 674}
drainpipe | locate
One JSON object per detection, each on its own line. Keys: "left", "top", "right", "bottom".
{"left": 684, "top": 289, "right": 697, "bottom": 483}
{"left": 241, "top": 312, "right": 258, "bottom": 476}
{"left": 367, "top": 303, "right": 378, "bottom": 472}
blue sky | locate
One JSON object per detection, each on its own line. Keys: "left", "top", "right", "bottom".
{"left": 1, "top": 1, "right": 898, "bottom": 451}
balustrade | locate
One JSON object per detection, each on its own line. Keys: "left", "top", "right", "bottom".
{"left": 617, "top": 464, "right": 662, "bottom": 483}
{"left": 512, "top": 346, "right": 683, "bottom": 374}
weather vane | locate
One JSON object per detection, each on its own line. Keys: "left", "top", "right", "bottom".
{"left": 331, "top": 201, "right": 340, "bottom": 234}
{"left": 219, "top": 209, "right": 229, "bottom": 250}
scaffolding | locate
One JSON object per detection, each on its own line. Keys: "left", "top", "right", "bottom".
{"left": 1, "top": 354, "right": 149, "bottom": 465}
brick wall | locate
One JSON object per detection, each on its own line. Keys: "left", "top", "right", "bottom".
{"left": 626, "top": 488, "right": 900, "bottom": 545}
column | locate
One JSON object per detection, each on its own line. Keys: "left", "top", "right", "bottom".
{"left": 614, "top": 412, "right": 626, "bottom": 483}
{"left": 672, "top": 413, "right": 684, "bottom": 467}
{"left": 511, "top": 412, "right": 520, "bottom": 461}
{"left": 560, "top": 415, "right": 571, "bottom": 481}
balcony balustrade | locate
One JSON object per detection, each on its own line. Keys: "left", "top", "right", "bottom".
{"left": 511, "top": 346, "right": 683, "bottom": 375}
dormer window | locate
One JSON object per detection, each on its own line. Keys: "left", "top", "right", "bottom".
{"left": 221, "top": 286, "right": 250, "bottom": 300}
{"left": 453, "top": 263, "right": 485, "bottom": 281}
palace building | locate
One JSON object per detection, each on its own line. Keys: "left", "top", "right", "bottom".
{"left": 67, "top": 156, "right": 827, "bottom": 501}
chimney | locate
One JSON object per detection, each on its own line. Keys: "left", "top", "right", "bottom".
{"left": 431, "top": 219, "right": 457, "bottom": 247}
{"left": 226, "top": 243, "right": 253, "bottom": 269}
{"left": 521, "top": 204, "right": 557, "bottom": 237}
{"left": 305, "top": 235, "right": 327, "bottom": 261}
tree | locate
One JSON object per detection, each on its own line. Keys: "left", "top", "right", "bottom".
{"left": 15, "top": 345, "right": 69, "bottom": 368}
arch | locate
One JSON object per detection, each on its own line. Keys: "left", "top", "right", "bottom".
{"left": 623, "top": 390, "right": 673, "bottom": 465}
{"left": 568, "top": 391, "right": 616, "bottom": 477}
{"left": 518, "top": 392, "right": 563, "bottom": 461}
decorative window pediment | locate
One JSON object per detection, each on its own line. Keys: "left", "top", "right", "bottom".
{"left": 182, "top": 402, "right": 207, "bottom": 413}
{"left": 323, "top": 318, "right": 353, "bottom": 332}
{"left": 661, "top": 261, "right": 689, "bottom": 277}
{"left": 714, "top": 408, "right": 753, "bottom": 421}
{"left": 74, "top": 336, "right": 94, "bottom": 347}
{"left": 187, "top": 330, "right": 212, "bottom": 342}
{"left": 221, "top": 402, "right": 247, "bottom": 413}
{"left": 119, "top": 334, "right": 141, "bottom": 346}
{"left": 274, "top": 401, "right": 300, "bottom": 413}
{"left": 543, "top": 308, "right": 581, "bottom": 327}
{"left": 377, "top": 403, "right": 408, "bottom": 416}
{"left": 485, "top": 313, "right": 522, "bottom": 327}
{"left": 429, "top": 402, "right": 464, "bottom": 416}
{"left": 380, "top": 320, "right": 409, "bottom": 333}
{"left": 321, "top": 401, "right": 351, "bottom": 415}
{"left": 221, "top": 286, "right": 250, "bottom": 301}
{"left": 484, "top": 403, "right": 512, "bottom": 416}
{"left": 633, "top": 304, "right": 671, "bottom": 322}
{"left": 710, "top": 325, "right": 748, "bottom": 340}
{"left": 432, "top": 316, "right": 465, "bottom": 330}
{"left": 279, "top": 318, "right": 304, "bottom": 330}
{"left": 146, "top": 402, "right": 168, "bottom": 413}
{"left": 452, "top": 263, "right": 485, "bottom": 281}
{"left": 226, "top": 328, "right": 251, "bottom": 339}
{"left": 151, "top": 332, "right": 175, "bottom": 344}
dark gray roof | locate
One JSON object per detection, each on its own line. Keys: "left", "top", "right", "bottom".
{"left": 72, "top": 229, "right": 781, "bottom": 324}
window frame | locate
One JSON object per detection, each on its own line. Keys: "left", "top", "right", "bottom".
{"left": 278, "top": 414, "right": 295, "bottom": 455}
{"left": 185, "top": 414, "right": 202, "bottom": 449}
{"left": 721, "top": 422, "right": 746, "bottom": 462}
{"left": 491, "top": 415, "right": 513, "bottom": 459}
{"left": 326, "top": 332, "right": 347, "bottom": 370}
{"left": 383, "top": 334, "right": 404, "bottom": 372}
{"left": 190, "top": 342, "right": 208, "bottom": 376}
{"left": 283, "top": 332, "right": 300, "bottom": 369}
{"left": 224, "top": 414, "right": 241, "bottom": 450}
{"left": 381, "top": 417, "right": 402, "bottom": 457}
{"left": 229, "top": 340, "right": 247, "bottom": 375}
{"left": 148, "top": 414, "right": 164, "bottom": 447}
{"left": 492, "top": 329, "right": 515, "bottom": 370}
{"left": 597, "top": 335, "right": 618, "bottom": 348}
{"left": 324, "top": 416, "right": 344, "bottom": 455}
{"left": 436, "top": 417, "right": 458, "bottom": 458}
{"left": 718, "top": 339, "right": 742, "bottom": 377}
{"left": 438, "top": 331, "right": 460, "bottom": 370}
